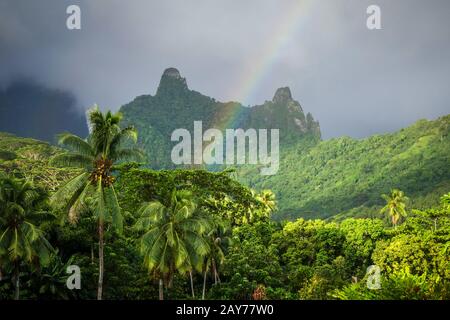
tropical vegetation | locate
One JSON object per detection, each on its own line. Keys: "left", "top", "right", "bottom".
{"left": 0, "top": 107, "right": 449, "bottom": 300}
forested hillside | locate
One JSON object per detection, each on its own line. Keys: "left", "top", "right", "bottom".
{"left": 120, "top": 68, "right": 320, "bottom": 169}
{"left": 0, "top": 132, "right": 80, "bottom": 190}
{"left": 0, "top": 109, "right": 449, "bottom": 300}
{"left": 119, "top": 69, "right": 450, "bottom": 220}
{"left": 240, "top": 115, "right": 450, "bottom": 220}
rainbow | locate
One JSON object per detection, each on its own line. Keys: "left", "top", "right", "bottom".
{"left": 213, "top": 0, "right": 313, "bottom": 130}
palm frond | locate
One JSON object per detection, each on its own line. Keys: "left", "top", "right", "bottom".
{"left": 174, "top": 234, "right": 189, "bottom": 269}
{"left": 50, "top": 173, "right": 90, "bottom": 212}
{"left": 136, "top": 201, "right": 166, "bottom": 228}
{"left": 50, "top": 153, "right": 93, "bottom": 170}
{"left": 103, "top": 185, "right": 123, "bottom": 233}
{"left": 109, "top": 126, "right": 138, "bottom": 153}
{"left": 111, "top": 148, "right": 145, "bottom": 163}
{"left": 67, "top": 182, "right": 92, "bottom": 224}
{"left": 93, "top": 179, "right": 106, "bottom": 222}
{"left": 56, "top": 133, "right": 93, "bottom": 157}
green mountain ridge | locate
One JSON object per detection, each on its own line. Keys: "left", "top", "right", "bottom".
{"left": 238, "top": 115, "right": 450, "bottom": 220}
{"left": 119, "top": 68, "right": 450, "bottom": 220}
{"left": 120, "top": 68, "right": 320, "bottom": 169}
{"left": 1, "top": 68, "right": 448, "bottom": 221}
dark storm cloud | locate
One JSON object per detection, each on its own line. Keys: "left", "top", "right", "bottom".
{"left": 1, "top": 0, "right": 449, "bottom": 138}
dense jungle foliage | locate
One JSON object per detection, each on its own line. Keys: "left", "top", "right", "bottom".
{"left": 240, "top": 115, "right": 450, "bottom": 220}
{"left": 0, "top": 108, "right": 449, "bottom": 300}
{"left": 119, "top": 69, "right": 450, "bottom": 221}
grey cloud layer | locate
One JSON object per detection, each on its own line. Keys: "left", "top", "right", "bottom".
{"left": 1, "top": 0, "right": 449, "bottom": 138}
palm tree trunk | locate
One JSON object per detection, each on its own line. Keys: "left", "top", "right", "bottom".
{"left": 189, "top": 270, "right": 195, "bottom": 298}
{"left": 97, "top": 219, "right": 104, "bottom": 300}
{"left": 202, "top": 269, "right": 207, "bottom": 300}
{"left": 13, "top": 261, "right": 20, "bottom": 300}
{"left": 210, "top": 260, "right": 214, "bottom": 283}
{"left": 159, "top": 278, "right": 164, "bottom": 300}
{"left": 212, "top": 258, "right": 219, "bottom": 284}
{"left": 211, "top": 258, "right": 219, "bottom": 284}
{"left": 216, "top": 271, "right": 221, "bottom": 284}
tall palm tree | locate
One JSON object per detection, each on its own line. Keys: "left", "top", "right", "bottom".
{"left": 202, "top": 221, "right": 231, "bottom": 299}
{"left": 185, "top": 247, "right": 204, "bottom": 299}
{"left": 50, "top": 106, "right": 143, "bottom": 300}
{"left": 135, "top": 189, "right": 210, "bottom": 300}
{"left": 0, "top": 176, "right": 53, "bottom": 300}
{"left": 380, "top": 189, "right": 408, "bottom": 227}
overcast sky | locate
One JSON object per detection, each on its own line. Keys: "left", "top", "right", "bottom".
{"left": 1, "top": 0, "right": 449, "bottom": 139}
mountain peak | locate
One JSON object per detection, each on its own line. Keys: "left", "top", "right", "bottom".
{"left": 273, "top": 87, "right": 292, "bottom": 104}
{"left": 157, "top": 67, "right": 188, "bottom": 96}
{"left": 163, "top": 67, "right": 182, "bottom": 79}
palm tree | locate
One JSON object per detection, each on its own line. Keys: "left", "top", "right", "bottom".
{"left": 0, "top": 176, "right": 53, "bottom": 300}
{"left": 202, "top": 221, "right": 231, "bottom": 299}
{"left": 255, "top": 189, "right": 277, "bottom": 215}
{"left": 441, "top": 192, "right": 450, "bottom": 211}
{"left": 380, "top": 189, "right": 408, "bottom": 227}
{"left": 424, "top": 193, "right": 450, "bottom": 231}
{"left": 185, "top": 249, "right": 204, "bottom": 299}
{"left": 242, "top": 189, "right": 277, "bottom": 224}
{"left": 50, "top": 106, "right": 143, "bottom": 300}
{"left": 29, "top": 253, "right": 77, "bottom": 299}
{"left": 135, "top": 189, "right": 210, "bottom": 300}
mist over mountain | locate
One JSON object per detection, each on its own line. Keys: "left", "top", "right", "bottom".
{"left": 0, "top": 80, "right": 88, "bottom": 143}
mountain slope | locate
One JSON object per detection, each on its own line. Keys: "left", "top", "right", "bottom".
{"left": 119, "top": 68, "right": 450, "bottom": 220}
{"left": 120, "top": 68, "right": 320, "bottom": 169}
{"left": 0, "top": 132, "right": 80, "bottom": 190}
{"left": 238, "top": 115, "right": 450, "bottom": 220}
{"left": 4, "top": 69, "right": 446, "bottom": 221}
{"left": 1, "top": 113, "right": 448, "bottom": 221}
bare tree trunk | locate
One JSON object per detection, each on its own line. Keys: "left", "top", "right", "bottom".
{"left": 97, "top": 220, "right": 104, "bottom": 300}
{"left": 159, "top": 278, "right": 164, "bottom": 300}
{"left": 216, "top": 271, "right": 221, "bottom": 284}
{"left": 202, "top": 269, "right": 207, "bottom": 300}
{"left": 212, "top": 258, "right": 220, "bottom": 284}
{"left": 14, "top": 261, "right": 20, "bottom": 300}
{"left": 189, "top": 270, "right": 195, "bottom": 298}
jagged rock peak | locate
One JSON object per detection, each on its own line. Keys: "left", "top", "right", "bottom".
{"left": 273, "top": 87, "right": 292, "bottom": 104}
{"left": 157, "top": 67, "right": 188, "bottom": 95}
{"left": 163, "top": 67, "right": 182, "bottom": 79}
